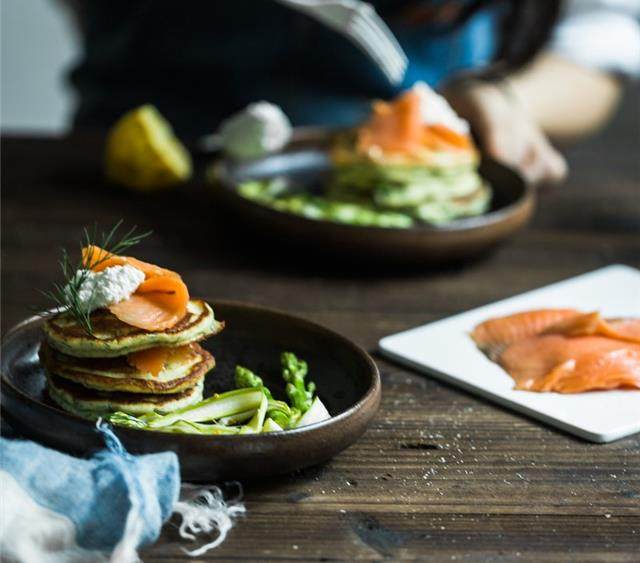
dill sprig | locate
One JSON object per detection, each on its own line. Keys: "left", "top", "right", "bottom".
{"left": 42, "top": 220, "right": 152, "bottom": 337}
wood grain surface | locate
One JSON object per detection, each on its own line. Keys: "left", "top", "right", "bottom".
{"left": 2, "top": 89, "right": 639, "bottom": 561}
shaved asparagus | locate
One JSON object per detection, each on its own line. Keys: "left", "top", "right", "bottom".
{"left": 107, "top": 352, "right": 332, "bottom": 435}
{"left": 108, "top": 411, "right": 148, "bottom": 429}
{"left": 266, "top": 399, "right": 294, "bottom": 428}
{"left": 217, "top": 409, "right": 257, "bottom": 426}
{"left": 239, "top": 394, "right": 269, "bottom": 434}
{"left": 142, "top": 388, "right": 263, "bottom": 428}
{"left": 161, "top": 421, "right": 242, "bottom": 435}
{"left": 262, "top": 418, "right": 284, "bottom": 433}
{"left": 107, "top": 412, "right": 243, "bottom": 434}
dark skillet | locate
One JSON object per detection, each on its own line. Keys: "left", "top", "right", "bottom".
{"left": 1, "top": 301, "right": 381, "bottom": 482}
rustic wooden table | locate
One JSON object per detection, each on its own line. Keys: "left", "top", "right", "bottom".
{"left": 2, "top": 90, "right": 639, "bottom": 561}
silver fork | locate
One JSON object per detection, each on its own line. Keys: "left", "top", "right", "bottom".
{"left": 274, "top": 0, "right": 408, "bottom": 85}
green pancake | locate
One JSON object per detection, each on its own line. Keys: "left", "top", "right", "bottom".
{"left": 410, "top": 181, "right": 492, "bottom": 225}
{"left": 39, "top": 341, "right": 215, "bottom": 394}
{"left": 46, "top": 372, "right": 204, "bottom": 419}
{"left": 43, "top": 299, "right": 223, "bottom": 358}
{"left": 370, "top": 170, "right": 484, "bottom": 208}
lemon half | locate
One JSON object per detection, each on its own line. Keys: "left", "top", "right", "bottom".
{"left": 105, "top": 105, "right": 192, "bottom": 190}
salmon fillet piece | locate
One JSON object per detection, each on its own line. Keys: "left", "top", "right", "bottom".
{"left": 82, "top": 245, "right": 189, "bottom": 332}
{"left": 471, "top": 309, "right": 579, "bottom": 360}
{"left": 357, "top": 89, "right": 474, "bottom": 156}
{"left": 499, "top": 334, "right": 640, "bottom": 392}
{"left": 127, "top": 344, "right": 194, "bottom": 377}
{"left": 472, "top": 309, "right": 640, "bottom": 393}
{"left": 542, "top": 312, "right": 640, "bottom": 344}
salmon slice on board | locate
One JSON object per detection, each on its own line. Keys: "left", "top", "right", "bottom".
{"left": 470, "top": 309, "right": 579, "bottom": 360}
{"left": 498, "top": 334, "right": 640, "bottom": 393}
{"left": 471, "top": 308, "right": 640, "bottom": 393}
{"left": 541, "top": 312, "right": 640, "bottom": 344}
{"left": 82, "top": 245, "right": 189, "bottom": 332}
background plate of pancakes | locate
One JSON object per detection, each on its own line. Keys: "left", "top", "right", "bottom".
{"left": 1, "top": 301, "right": 380, "bottom": 481}
{"left": 211, "top": 128, "right": 534, "bottom": 264}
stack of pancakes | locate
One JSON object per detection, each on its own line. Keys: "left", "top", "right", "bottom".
{"left": 40, "top": 299, "right": 224, "bottom": 419}
{"left": 328, "top": 84, "right": 491, "bottom": 226}
{"left": 331, "top": 133, "right": 490, "bottom": 225}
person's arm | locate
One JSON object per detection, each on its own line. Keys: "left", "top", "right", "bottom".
{"left": 443, "top": 53, "right": 622, "bottom": 185}
{"left": 504, "top": 52, "right": 623, "bottom": 142}
{"left": 442, "top": 0, "right": 640, "bottom": 186}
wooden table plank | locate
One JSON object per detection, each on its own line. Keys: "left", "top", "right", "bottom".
{"left": 2, "top": 88, "right": 639, "bottom": 561}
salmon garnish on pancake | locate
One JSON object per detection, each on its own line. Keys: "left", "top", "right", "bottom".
{"left": 83, "top": 245, "right": 189, "bottom": 332}
{"left": 126, "top": 345, "right": 193, "bottom": 377}
{"left": 39, "top": 342, "right": 214, "bottom": 394}
{"left": 356, "top": 88, "right": 475, "bottom": 161}
{"left": 40, "top": 225, "right": 223, "bottom": 420}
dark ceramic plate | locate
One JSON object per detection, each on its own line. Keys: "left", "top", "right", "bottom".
{"left": 1, "top": 302, "right": 380, "bottom": 482}
{"left": 211, "top": 129, "right": 535, "bottom": 263}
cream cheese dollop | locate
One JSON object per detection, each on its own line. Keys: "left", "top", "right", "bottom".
{"left": 412, "top": 81, "right": 470, "bottom": 135}
{"left": 219, "top": 101, "right": 292, "bottom": 160}
{"left": 66, "top": 264, "right": 145, "bottom": 314}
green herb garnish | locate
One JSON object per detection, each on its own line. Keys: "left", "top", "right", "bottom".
{"left": 42, "top": 220, "right": 152, "bottom": 337}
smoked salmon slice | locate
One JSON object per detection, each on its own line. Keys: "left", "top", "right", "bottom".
{"left": 357, "top": 89, "right": 474, "bottom": 156}
{"left": 538, "top": 348, "right": 640, "bottom": 393}
{"left": 472, "top": 308, "right": 640, "bottom": 393}
{"left": 428, "top": 124, "right": 473, "bottom": 150}
{"left": 607, "top": 319, "right": 640, "bottom": 343}
{"left": 471, "top": 309, "right": 579, "bottom": 359}
{"left": 127, "top": 344, "right": 193, "bottom": 377}
{"left": 541, "top": 312, "right": 640, "bottom": 344}
{"left": 358, "top": 90, "right": 423, "bottom": 154}
{"left": 498, "top": 335, "right": 640, "bottom": 393}
{"left": 82, "top": 245, "right": 189, "bottom": 332}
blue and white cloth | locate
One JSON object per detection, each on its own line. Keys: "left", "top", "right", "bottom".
{"left": 0, "top": 424, "right": 244, "bottom": 562}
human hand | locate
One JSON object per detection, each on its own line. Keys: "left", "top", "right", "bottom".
{"left": 444, "top": 80, "right": 568, "bottom": 186}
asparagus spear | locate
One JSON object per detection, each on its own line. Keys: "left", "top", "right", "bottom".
{"left": 281, "top": 352, "right": 316, "bottom": 414}
{"left": 239, "top": 393, "right": 268, "bottom": 434}
{"left": 235, "top": 365, "right": 273, "bottom": 400}
{"left": 235, "top": 364, "right": 294, "bottom": 426}
{"left": 262, "top": 418, "right": 284, "bottom": 433}
{"left": 140, "top": 388, "right": 263, "bottom": 428}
